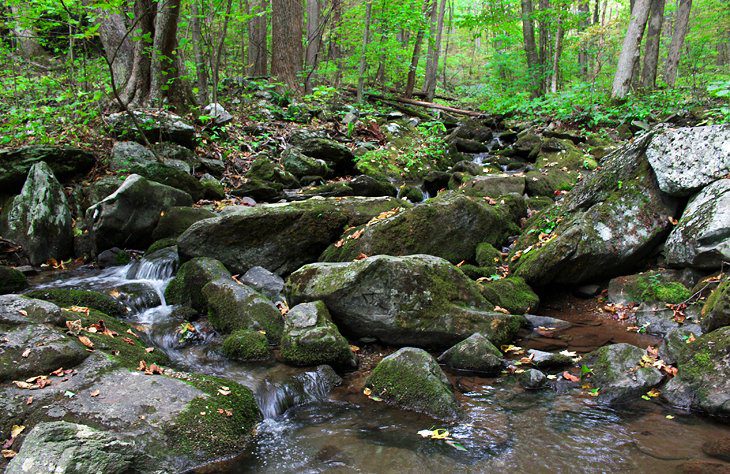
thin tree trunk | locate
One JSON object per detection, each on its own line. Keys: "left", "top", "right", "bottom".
{"left": 441, "top": 0, "right": 453, "bottom": 90}
{"left": 9, "top": 4, "right": 49, "bottom": 61}
{"left": 331, "top": 0, "right": 344, "bottom": 86}
{"left": 578, "top": 0, "right": 590, "bottom": 78}
{"left": 537, "top": 0, "right": 550, "bottom": 93}
{"left": 305, "top": 0, "right": 323, "bottom": 92}
{"left": 423, "top": 0, "right": 446, "bottom": 100}
{"left": 211, "top": 0, "right": 234, "bottom": 104}
{"left": 404, "top": 0, "right": 430, "bottom": 98}
{"left": 550, "top": 17, "right": 563, "bottom": 93}
{"left": 248, "top": 0, "right": 269, "bottom": 76}
{"left": 611, "top": 0, "right": 651, "bottom": 98}
{"left": 357, "top": 0, "right": 373, "bottom": 102}
{"left": 520, "top": 0, "right": 540, "bottom": 95}
{"left": 664, "top": 0, "right": 691, "bottom": 86}
{"left": 191, "top": 1, "right": 209, "bottom": 104}
{"left": 640, "top": 0, "right": 665, "bottom": 88}
{"left": 271, "top": 0, "right": 303, "bottom": 89}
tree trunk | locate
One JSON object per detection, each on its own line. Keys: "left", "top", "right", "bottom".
{"left": 84, "top": 1, "right": 133, "bottom": 87}
{"left": 357, "top": 0, "right": 373, "bottom": 102}
{"left": 441, "top": 0, "right": 453, "bottom": 89}
{"left": 9, "top": 4, "right": 49, "bottom": 61}
{"left": 404, "top": 0, "right": 430, "bottom": 98}
{"left": 423, "top": 0, "right": 446, "bottom": 100}
{"left": 664, "top": 0, "right": 691, "bottom": 86}
{"left": 578, "top": 0, "right": 590, "bottom": 78}
{"left": 149, "top": 0, "right": 184, "bottom": 104}
{"left": 640, "top": 0, "right": 665, "bottom": 88}
{"left": 550, "top": 17, "right": 563, "bottom": 93}
{"left": 520, "top": 0, "right": 540, "bottom": 95}
{"left": 331, "top": 0, "right": 344, "bottom": 86}
{"left": 611, "top": 0, "right": 651, "bottom": 98}
{"left": 211, "top": 0, "right": 234, "bottom": 104}
{"left": 247, "top": 0, "right": 269, "bottom": 76}
{"left": 121, "top": 0, "right": 156, "bottom": 106}
{"left": 537, "top": 0, "right": 550, "bottom": 93}
{"left": 191, "top": 1, "right": 209, "bottom": 104}
{"left": 271, "top": 0, "right": 303, "bottom": 90}
{"left": 304, "top": 0, "right": 323, "bottom": 92}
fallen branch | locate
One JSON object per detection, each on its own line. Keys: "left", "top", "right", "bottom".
{"left": 343, "top": 87, "right": 482, "bottom": 117}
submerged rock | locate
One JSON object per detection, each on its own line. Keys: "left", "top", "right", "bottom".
{"left": 520, "top": 368, "right": 547, "bottom": 390}
{"left": 287, "top": 254, "right": 525, "bottom": 348}
{"left": 280, "top": 301, "right": 356, "bottom": 368}
{"left": 664, "top": 179, "right": 730, "bottom": 270}
{"left": 366, "top": 347, "right": 459, "bottom": 419}
{"left": 437, "top": 333, "right": 503, "bottom": 375}
{"left": 584, "top": 343, "right": 663, "bottom": 405}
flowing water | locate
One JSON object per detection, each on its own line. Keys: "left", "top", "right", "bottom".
{"left": 30, "top": 256, "right": 730, "bottom": 473}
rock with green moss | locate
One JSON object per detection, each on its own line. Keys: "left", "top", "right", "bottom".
{"left": 658, "top": 327, "right": 703, "bottom": 365}
{"left": 320, "top": 193, "right": 519, "bottom": 265}
{"left": 584, "top": 343, "right": 663, "bottom": 405}
{"left": 0, "top": 145, "right": 95, "bottom": 193}
{"left": 663, "top": 326, "right": 730, "bottom": 417}
{"left": 524, "top": 169, "right": 579, "bottom": 197}
{"left": 607, "top": 270, "right": 691, "bottom": 305}
{"left": 511, "top": 133, "right": 679, "bottom": 286}
{"left": 231, "top": 177, "right": 284, "bottom": 202}
{"left": 280, "top": 301, "right": 355, "bottom": 369}
{"left": 151, "top": 206, "right": 215, "bottom": 241}
{"left": 146, "top": 238, "right": 178, "bottom": 255}
{"left": 297, "top": 137, "right": 356, "bottom": 175}
{"left": 478, "top": 276, "right": 539, "bottom": 314}
{"left": 25, "top": 288, "right": 127, "bottom": 317}
{"left": 246, "top": 156, "right": 299, "bottom": 188}
{"left": 200, "top": 174, "right": 225, "bottom": 200}
{"left": 475, "top": 242, "right": 502, "bottom": 268}
{"left": 165, "top": 257, "right": 230, "bottom": 312}
{"left": 701, "top": 280, "right": 730, "bottom": 332}
{"left": 178, "top": 196, "right": 406, "bottom": 275}
{"left": 437, "top": 333, "right": 503, "bottom": 375}
{"left": 287, "top": 254, "right": 525, "bottom": 349}
{"left": 202, "top": 278, "right": 283, "bottom": 342}
{"left": 0, "top": 295, "right": 64, "bottom": 326}
{"left": 462, "top": 174, "right": 526, "bottom": 197}
{"left": 512, "top": 131, "right": 542, "bottom": 159}
{"left": 222, "top": 329, "right": 270, "bottom": 361}
{"left": 366, "top": 347, "right": 459, "bottom": 419}
{"left": 282, "top": 148, "right": 330, "bottom": 178}
{"left": 129, "top": 162, "right": 205, "bottom": 201}
{"left": 0, "top": 266, "right": 27, "bottom": 294}
{"left": 634, "top": 302, "right": 702, "bottom": 337}
{"left": 398, "top": 185, "right": 424, "bottom": 202}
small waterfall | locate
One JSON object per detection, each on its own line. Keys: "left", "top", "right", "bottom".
{"left": 125, "top": 247, "right": 179, "bottom": 307}
{"left": 255, "top": 365, "right": 342, "bottom": 419}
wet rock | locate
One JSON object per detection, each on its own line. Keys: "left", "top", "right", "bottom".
{"left": 6, "top": 162, "right": 73, "bottom": 265}
{"left": 452, "top": 137, "right": 489, "bottom": 153}
{"left": 366, "top": 347, "right": 459, "bottom": 419}
{"left": 452, "top": 120, "right": 493, "bottom": 143}
{"left": 111, "top": 282, "right": 161, "bottom": 312}
{"left": 320, "top": 193, "right": 518, "bottom": 265}
{"left": 584, "top": 343, "right": 663, "bottom": 405}
{"left": 663, "top": 326, "right": 730, "bottom": 417}
{"left": 152, "top": 206, "right": 215, "bottom": 241}
{"left": 462, "top": 174, "right": 526, "bottom": 196}
{"left": 703, "top": 437, "right": 730, "bottom": 462}
{"left": 478, "top": 276, "right": 539, "bottom": 314}
{"left": 527, "top": 349, "right": 573, "bottom": 369}
{"left": 0, "top": 145, "right": 95, "bottom": 193}
{"left": 452, "top": 160, "right": 484, "bottom": 175}
{"left": 87, "top": 174, "right": 192, "bottom": 252}
{"left": 241, "top": 266, "right": 285, "bottom": 302}
{"left": 701, "top": 280, "right": 730, "bottom": 332}
{"left": 178, "top": 196, "right": 405, "bottom": 275}
{"left": 106, "top": 110, "right": 196, "bottom": 148}
{"left": 524, "top": 314, "right": 571, "bottom": 330}
{"left": 664, "top": 179, "right": 730, "bottom": 270}
{"left": 202, "top": 278, "right": 283, "bottom": 342}
{"left": 280, "top": 301, "right": 356, "bottom": 368}
{"left": 222, "top": 329, "right": 270, "bottom": 361}
{"left": 543, "top": 129, "right": 586, "bottom": 144}
{"left": 422, "top": 171, "right": 451, "bottom": 196}
{"left": 658, "top": 326, "right": 703, "bottom": 365}
{"left": 287, "top": 254, "right": 525, "bottom": 348}
{"left": 512, "top": 133, "right": 678, "bottom": 286}
{"left": 202, "top": 102, "right": 233, "bottom": 125}
{"left": 281, "top": 148, "right": 330, "bottom": 179}
{"left": 437, "top": 333, "right": 503, "bottom": 375}
{"left": 165, "top": 257, "right": 230, "bottom": 312}
{"left": 398, "top": 185, "right": 424, "bottom": 203}
{"left": 0, "top": 295, "right": 64, "bottom": 327}
{"left": 634, "top": 302, "right": 702, "bottom": 337}
{"left": 232, "top": 177, "right": 284, "bottom": 202}
{"left": 511, "top": 131, "right": 542, "bottom": 159}
{"left": 26, "top": 288, "right": 127, "bottom": 318}
{"left": 0, "top": 265, "right": 27, "bottom": 294}
{"left": 678, "top": 460, "right": 730, "bottom": 474}
{"left": 297, "top": 137, "right": 356, "bottom": 175}
{"left": 96, "top": 247, "right": 131, "bottom": 268}
{"left": 607, "top": 270, "right": 691, "bottom": 305}
{"left": 5, "top": 421, "right": 134, "bottom": 474}
{"left": 519, "top": 368, "right": 547, "bottom": 390}
{"left": 645, "top": 125, "right": 730, "bottom": 196}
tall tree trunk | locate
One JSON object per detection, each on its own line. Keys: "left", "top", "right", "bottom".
{"left": 247, "top": 0, "right": 269, "bottom": 76}
{"left": 211, "top": 0, "right": 234, "bottom": 104}
{"left": 441, "top": 0, "right": 453, "bottom": 89}
{"left": 331, "top": 0, "right": 344, "bottom": 86}
{"left": 271, "top": 0, "right": 303, "bottom": 89}
{"left": 520, "top": 0, "right": 540, "bottom": 95}
{"left": 611, "top": 0, "right": 651, "bottom": 98}
{"left": 149, "top": 0, "right": 185, "bottom": 105}
{"left": 423, "top": 0, "right": 446, "bottom": 100}
{"left": 664, "top": 0, "right": 691, "bottom": 86}
{"left": 304, "top": 0, "right": 323, "bottom": 92}
{"left": 357, "top": 0, "right": 373, "bottom": 102}
{"left": 404, "top": 0, "right": 430, "bottom": 98}
{"left": 121, "top": 0, "right": 156, "bottom": 106}
{"left": 191, "top": 1, "right": 209, "bottom": 104}
{"left": 9, "top": 4, "right": 49, "bottom": 61}
{"left": 578, "top": 0, "right": 590, "bottom": 78}
{"left": 550, "top": 17, "right": 563, "bottom": 93}
{"left": 640, "top": 0, "right": 665, "bottom": 88}
{"left": 537, "top": 0, "right": 550, "bottom": 93}
{"left": 84, "top": 1, "right": 133, "bottom": 87}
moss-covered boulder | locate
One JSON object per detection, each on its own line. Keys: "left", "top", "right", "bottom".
{"left": 297, "top": 175, "right": 397, "bottom": 199}
{"left": 231, "top": 177, "right": 284, "bottom": 202}
{"left": 297, "top": 137, "right": 356, "bottom": 175}
{"left": 202, "top": 278, "right": 283, "bottom": 342}
{"left": 462, "top": 174, "right": 526, "bottom": 197}
{"left": 200, "top": 175, "right": 225, "bottom": 200}
{"left": 0, "top": 266, "right": 27, "bottom": 294}
{"left": 663, "top": 326, "right": 730, "bottom": 417}
{"left": 281, "top": 148, "right": 330, "bottom": 178}
{"left": 152, "top": 206, "right": 215, "bottom": 241}
{"left": 478, "top": 276, "right": 539, "bottom": 314}
{"left": 437, "top": 333, "right": 503, "bottom": 375}
{"left": 511, "top": 131, "right": 542, "bottom": 159}
{"left": 607, "top": 270, "right": 692, "bottom": 305}
{"left": 178, "top": 196, "right": 406, "bottom": 276}
{"left": 221, "top": 329, "right": 270, "bottom": 361}
{"left": 280, "top": 301, "right": 355, "bottom": 369}
{"left": 0, "top": 145, "right": 95, "bottom": 193}
{"left": 26, "top": 288, "right": 127, "bottom": 317}
{"left": 146, "top": 238, "right": 178, "bottom": 255}
{"left": 701, "top": 280, "right": 730, "bottom": 332}
{"left": 164, "top": 257, "right": 230, "bottom": 312}
{"left": 287, "top": 254, "right": 525, "bottom": 349}
{"left": 129, "top": 162, "right": 205, "bottom": 201}
{"left": 475, "top": 242, "right": 503, "bottom": 269}
{"left": 0, "top": 295, "right": 64, "bottom": 326}
{"left": 366, "top": 347, "right": 459, "bottom": 419}
{"left": 320, "top": 193, "right": 519, "bottom": 265}
{"left": 511, "top": 133, "right": 679, "bottom": 286}
{"left": 246, "top": 156, "right": 299, "bottom": 188}
{"left": 584, "top": 343, "right": 663, "bottom": 405}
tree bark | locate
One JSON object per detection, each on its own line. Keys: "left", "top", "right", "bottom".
{"left": 149, "top": 0, "right": 184, "bottom": 104}
{"left": 537, "top": 0, "right": 550, "bottom": 93}
{"left": 550, "top": 17, "right": 563, "bottom": 93}
{"left": 578, "top": 0, "right": 590, "bottom": 78}
{"left": 191, "top": 1, "right": 209, "bottom": 103}
{"left": 640, "top": 0, "right": 665, "bottom": 88}
{"left": 404, "top": 0, "right": 430, "bottom": 98}
{"left": 664, "top": 0, "right": 691, "bottom": 86}
{"left": 357, "top": 0, "right": 373, "bottom": 102}
{"left": 611, "top": 0, "right": 651, "bottom": 98}
{"left": 423, "top": 0, "right": 446, "bottom": 100}
{"left": 520, "top": 0, "right": 540, "bottom": 95}
{"left": 121, "top": 0, "right": 156, "bottom": 106}
{"left": 304, "top": 0, "right": 323, "bottom": 92}
{"left": 84, "top": 1, "right": 133, "bottom": 87}
{"left": 271, "top": 0, "right": 303, "bottom": 90}
{"left": 211, "top": 0, "right": 234, "bottom": 104}
{"left": 9, "top": 4, "right": 49, "bottom": 61}
{"left": 247, "top": 0, "right": 269, "bottom": 76}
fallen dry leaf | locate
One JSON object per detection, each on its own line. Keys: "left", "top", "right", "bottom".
{"left": 562, "top": 371, "right": 580, "bottom": 383}
{"left": 10, "top": 425, "right": 24, "bottom": 438}
{"left": 90, "top": 389, "right": 100, "bottom": 397}
{"left": 21, "top": 348, "right": 30, "bottom": 358}
{"left": 2, "top": 449, "right": 16, "bottom": 459}
{"left": 77, "top": 336, "right": 94, "bottom": 349}
{"left": 144, "top": 347, "right": 155, "bottom": 353}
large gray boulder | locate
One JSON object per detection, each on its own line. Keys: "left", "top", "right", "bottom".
{"left": 0, "top": 295, "right": 64, "bottom": 327}
{"left": 646, "top": 125, "right": 730, "bottom": 196}
{"left": 106, "top": 110, "right": 196, "bottom": 148}
{"left": 462, "top": 174, "right": 526, "bottom": 196}
{"left": 664, "top": 179, "right": 730, "bottom": 269}
{"left": 366, "top": 347, "right": 459, "bottom": 419}
{"left": 437, "top": 333, "right": 503, "bottom": 375}
{"left": 0, "top": 146, "right": 95, "bottom": 193}
{"left": 6, "top": 162, "right": 73, "bottom": 265}
{"left": 286, "top": 254, "right": 525, "bottom": 348}
{"left": 511, "top": 132, "right": 678, "bottom": 286}
{"left": 584, "top": 343, "right": 663, "bottom": 405}
{"left": 109, "top": 140, "right": 154, "bottom": 171}
{"left": 178, "top": 196, "right": 406, "bottom": 275}
{"left": 87, "top": 174, "right": 192, "bottom": 252}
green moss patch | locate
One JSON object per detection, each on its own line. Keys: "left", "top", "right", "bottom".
{"left": 631, "top": 273, "right": 691, "bottom": 304}
{"left": 27, "top": 288, "right": 126, "bottom": 317}
{"left": 0, "top": 266, "right": 28, "bottom": 294}
{"left": 221, "top": 329, "right": 270, "bottom": 361}
{"left": 478, "top": 276, "right": 540, "bottom": 314}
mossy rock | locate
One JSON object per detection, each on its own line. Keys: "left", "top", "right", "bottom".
{"left": 438, "top": 333, "right": 503, "bottom": 375}
{"left": 608, "top": 271, "right": 691, "bottom": 305}
{"left": 231, "top": 178, "right": 284, "bottom": 202}
{"left": 245, "top": 156, "right": 299, "bottom": 187}
{"left": 478, "top": 276, "right": 539, "bottom": 314}
{"left": 459, "top": 264, "right": 496, "bottom": 280}
{"left": 700, "top": 280, "right": 730, "bottom": 332}
{"left": 398, "top": 185, "right": 424, "bottom": 203}
{"left": 524, "top": 169, "right": 578, "bottom": 197}
{"left": 0, "top": 266, "right": 28, "bottom": 294}
{"left": 200, "top": 176, "right": 225, "bottom": 200}
{"left": 152, "top": 206, "right": 215, "bottom": 241}
{"left": 281, "top": 148, "right": 330, "bottom": 179}
{"left": 585, "top": 343, "right": 663, "bottom": 405}
{"left": 146, "top": 238, "right": 178, "bottom": 255}
{"left": 26, "top": 288, "right": 127, "bottom": 317}
{"left": 366, "top": 347, "right": 459, "bottom": 419}
{"left": 475, "top": 242, "right": 503, "bottom": 268}
{"left": 221, "top": 329, "right": 270, "bottom": 361}
{"left": 280, "top": 301, "right": 355, "bottom": 369}
{"left": 130, "top": 162, "right": 205, "bottom": 201}
{"left": 164, "top": 257, "right": 230, "bottom": 312}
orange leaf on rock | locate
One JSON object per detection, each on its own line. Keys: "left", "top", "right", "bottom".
{"left": 562, "top": 371, "right": 580, "bottom": 383}
{"left": 78, "top": 336, "right": 94, "bottom": 349}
